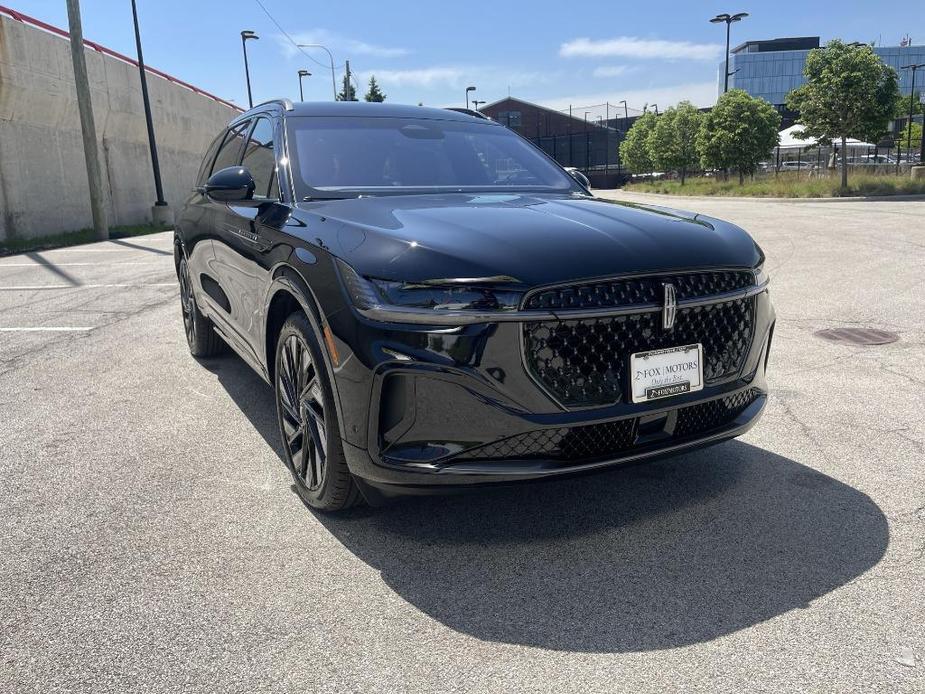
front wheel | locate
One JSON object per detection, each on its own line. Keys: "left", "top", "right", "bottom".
{"left": 275, "top": 312, "right": 360, "bottom": 511}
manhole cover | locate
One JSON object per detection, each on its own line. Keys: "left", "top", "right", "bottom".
{"left": 814, "top": 328, "right": 899, "bottom": 346}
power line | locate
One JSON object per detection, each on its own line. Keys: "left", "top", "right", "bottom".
{"left": 251, "top": 0, "right": 345, "bottom": 71}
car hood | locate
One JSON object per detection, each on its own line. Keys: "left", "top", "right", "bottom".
{"left": 297, "top": 193, "right": 762, "bottom": 286}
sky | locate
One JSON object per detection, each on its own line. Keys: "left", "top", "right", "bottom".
{"left": 8, "top": 1, "right": 924, "bottom": 115}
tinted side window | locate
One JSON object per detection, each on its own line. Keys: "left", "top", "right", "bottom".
{"left": 241, "top": 117, "right": 278, "bottom": 199}
{"left": 210, "top": 121, "right": 249, "bottom": 175}
{"left": 196, "top": 131, "right": 225, "bottom": 185}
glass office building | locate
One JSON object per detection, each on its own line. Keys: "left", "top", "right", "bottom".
{"left": 722, "top": 37, "right": 925, "bottom": 106}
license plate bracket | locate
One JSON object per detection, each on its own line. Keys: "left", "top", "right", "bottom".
{"left": 629, "top": 343, "right": 704, "bottom": 403}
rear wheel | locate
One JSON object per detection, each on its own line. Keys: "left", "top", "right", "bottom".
{"left": 275, "top": 312, "right": 360, "bottom": 511}
{"left": 178, "top": 257, "right": 224, "bottom": 357}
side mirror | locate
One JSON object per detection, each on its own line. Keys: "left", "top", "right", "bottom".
{"left": 204, "top": 166, "right": 256, "bottom": 203}
{"left": 564, "top": 167, "right": 591, "bottom": 190}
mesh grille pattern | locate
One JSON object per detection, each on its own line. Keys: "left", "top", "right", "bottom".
{"left": 524, "top": 271, "right": 755, "bottom": 311}
{"left": 674, "top": 388, "right": 759, "bottom": 437}
{"left": 456, "top": 389, "right": 760, "bottom": 464}
{"left": 458, "top": 419, "right": 637, "bottom": 462}
{"left": 524, "top": 298, "right": 755, "bottom": 407}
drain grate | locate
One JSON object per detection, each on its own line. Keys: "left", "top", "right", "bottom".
{"left": 814, "top": 328, "right": 899, "bottom": 346}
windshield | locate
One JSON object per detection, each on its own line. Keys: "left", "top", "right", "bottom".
{"left": 287, "top": 116, "right": 577, "bottom": 197}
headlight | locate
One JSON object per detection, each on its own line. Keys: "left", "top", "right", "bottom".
{"left": 336, "top": 259, "right": 525, "bottom": 324}
{"left": 753, "top": 262, "right": 770, "bottom": 288}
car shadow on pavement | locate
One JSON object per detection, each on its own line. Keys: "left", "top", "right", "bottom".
{"left": 210, "top": 354, "right": 889, "bottom": 654}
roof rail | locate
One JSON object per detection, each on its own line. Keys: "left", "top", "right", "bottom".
{"left": 254, "top": 98, "right": 295, "bottom": 112}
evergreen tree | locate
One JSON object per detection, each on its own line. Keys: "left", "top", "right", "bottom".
{"left": 337, "top": 74, "right": 358, "bottom": 101}
{"left": 364, "top": 76, "right": 386, "bottom": 102}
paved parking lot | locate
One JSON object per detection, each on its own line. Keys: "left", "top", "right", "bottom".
{"left": 1, "top": 196, "right": 923, "bottom": 693}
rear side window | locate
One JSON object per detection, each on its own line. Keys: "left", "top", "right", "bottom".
{"left": 240, "top": 117, "right": 278, "bottom": 200}
{"left": 210, "top": 121, "right": 249, "bottom": 175}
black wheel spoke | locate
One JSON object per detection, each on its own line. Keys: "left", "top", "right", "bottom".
{"left": 277, "top": 331, "right": 328, "bottom": 493}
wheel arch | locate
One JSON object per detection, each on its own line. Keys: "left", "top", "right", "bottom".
{"left": 264, "top": 265, "right": 348, "bottom": 442}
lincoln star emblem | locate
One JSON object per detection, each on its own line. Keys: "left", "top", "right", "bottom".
{"left": 662, "top": 283, "right": 677, "bottom": 330}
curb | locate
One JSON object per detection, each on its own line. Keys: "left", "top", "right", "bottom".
{"left": 598, "top": 190, "right": 925, "bottom": 204}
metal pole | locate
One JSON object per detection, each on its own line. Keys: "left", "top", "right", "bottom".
{"left": 130, "top": 0, "right": 166, "bottom": 211}
{"left": 65, "top": 0, "right": 108, "bottom": 240}
{"left": 906, "top": 67, "right": 917, "bottom": 166}
{"left": 241, "top": 34, "right": 254, "bottom": 108}
{"left": 724, "top": 21, "right": 731, "bottom": 93}
{"left": 298, "top": 45, "right": 337, "bottom": 101}
{"left": 920, "top": 94, "right": 925, "bottom": 166}
{"left": 345, "top": 60, "right": 351, "bottom": 100}
{"left": 299, "top": 75, "right": 304, "bottom": 101}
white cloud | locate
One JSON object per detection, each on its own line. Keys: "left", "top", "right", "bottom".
{"left": 592, "top": 65, "right": 632, "bottom": 78}
{"left": 539, "top": 81, "right": 718, "bottom": 112}
{"left": 281, "top": 30, "right": 409, "bottom": 59}
{"left": 358, "top": 66, "right": 555, "bottom": 91}
{"left": 362, "top": 67, "right": 465, "bottom": 87}
{"left": 560, "top": 36, "right": 722, "bottom": 61}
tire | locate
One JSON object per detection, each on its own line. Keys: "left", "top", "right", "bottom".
{"left": 274, "top": 311, "right": 360, "bottom": 511}
{"left": 178, "top": 257, "right": 224, "bottom": 358}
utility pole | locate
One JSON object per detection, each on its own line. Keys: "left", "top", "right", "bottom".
{"left": 65, "top": 0, "right": 108, "bottom": 240}
{"left": 345, "top": 60, "right": 352, "bottom": 100}
{"left": 131, "top": 0, "right": 169, "bottom": 225}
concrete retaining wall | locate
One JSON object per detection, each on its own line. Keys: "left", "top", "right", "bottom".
{"left": 0, "top": 13, "right": 240, "bottom": 240}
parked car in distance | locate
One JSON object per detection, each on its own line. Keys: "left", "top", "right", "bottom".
{"left": 779, "top": 161, "right": 814, "bottom": 171}
{"left": 845, "top": 154, "right": 896, "bottom": 166}
{"left": 175, "top": 100, "right": 774, "bottom": 511}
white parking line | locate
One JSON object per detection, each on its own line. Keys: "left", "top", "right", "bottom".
{"left": 0, "top": 283, "right": 176, "bottom": 291}
{"left": 0, "top": 327, "right": 93, "bottom": 332}
{"left": 0, "top": 262, "right": 163, "bottom": 267}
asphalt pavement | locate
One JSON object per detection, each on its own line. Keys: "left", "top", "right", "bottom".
{"left": 1, "top": 196, "right": 923, "bottom": 693}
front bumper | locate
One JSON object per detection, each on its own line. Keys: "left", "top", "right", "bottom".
{"left": 325, "top": 287, "right": 774, "bottom": 492}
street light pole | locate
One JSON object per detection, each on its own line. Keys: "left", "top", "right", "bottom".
{"left": 240, "top": 30, "right": 259, "bottom": 108}
{"left": 298, "top": 70, "right": 311, "bottom": 101}
{"left": 297, "top": 44, "right": 337, "bottom": 101}
{"left": 130, "top": 0, "right": 168, "bottom": 222}
{"left": 466, "top": 86, "right": 476, "bottom": 109}
{"left": 900, "top": 63, "right": 924, "bottom": 166}
{"left": 710, "top": 12, "right": 749, "bottom": 93}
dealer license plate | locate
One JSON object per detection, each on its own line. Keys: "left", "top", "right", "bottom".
{"left": 629, "top": 344, "right": 704, "bottom": 403}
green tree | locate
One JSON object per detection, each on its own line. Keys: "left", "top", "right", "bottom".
{"left": 619, "top": 112, "right": 656, "bottom": 174}
{"left": 364, "top": 75, "right": 386, "bottom": 102}
{"left": 646, "top": 101, "right": 702, "bottom": 184}
{"left": 899, "top": 122, "right": 923, "bottom": 154}
{"left": 697, "top": 89, "right": 781, "bottom": 184}
{"left": 895, "top": 91, "right": 923, "bottom": 157}
{"left": 337, "top": 74, "right": 357, "bottom": 101}
{"left": 786, "top": 40, "right": 899, "bottom": 190}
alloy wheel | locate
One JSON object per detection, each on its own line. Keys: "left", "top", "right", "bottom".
{"left": 179, "top": 262, "right": 195, "bottom": 347}
{"left": 278, "top": 334, "right": 327, "bottom": 491}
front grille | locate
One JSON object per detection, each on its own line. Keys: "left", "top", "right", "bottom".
{"left": 674, "top": 388, "right": 758, "bottom": 437}
{"left": 456, "top": 389, "right": 759, "bottom": 464}
{"left": 524, "top": 271, "right": 755, "bottom": 311}
{"left": 457, "top": 418, "right": 638, "bottom": 462}
{"left": 524, "top": 297, "right": 755, "bottom": 407}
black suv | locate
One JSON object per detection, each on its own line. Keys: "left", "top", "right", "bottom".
{"left": 175, "top": 100, "right": 774, "bottom": 511}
